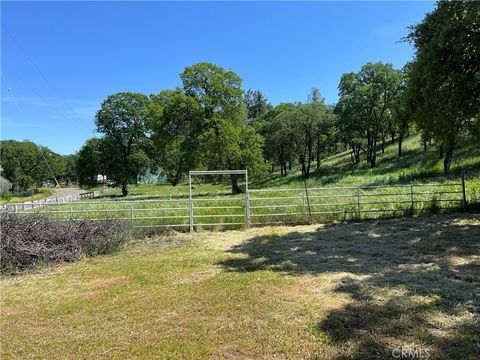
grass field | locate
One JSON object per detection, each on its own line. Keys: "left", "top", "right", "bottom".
{"left": 0, "top": 188, "right": 54, "bottom": 205}
{"left": 93, "top": 134, "right": 480, "bottom": 199}
{"left": 1, "top": 214, "right": 479, "bottom": 359}
{"left": 20, "top": 134, "right": 478, "bottom": 229}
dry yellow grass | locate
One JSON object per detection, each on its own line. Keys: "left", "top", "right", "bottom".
{"left": 1, "top": 214, "right": 479, "bottom": 359}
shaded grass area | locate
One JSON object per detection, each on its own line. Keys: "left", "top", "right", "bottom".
{"left": 1, "top": 214, "right": 479, "bottom": 359}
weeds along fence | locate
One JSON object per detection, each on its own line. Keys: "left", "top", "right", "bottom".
{"left": 5, "top": 181, "right": 467, "bottom": 231}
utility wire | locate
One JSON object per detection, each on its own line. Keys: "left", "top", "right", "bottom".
{"left": 2, "top": 25, "right": 94, "bottom": 135}
{"left": 1, "top": 70, "right": 67, "bottom": 198}
{"left": 2, "top": 63, "right": 92, "bottom": 137}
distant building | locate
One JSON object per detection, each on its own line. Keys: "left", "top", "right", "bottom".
{"left": 138, "top": 168, "right": 167, "bottom": 184}
{"left": 97, "top": 175, "right": 107, "bottom": 183}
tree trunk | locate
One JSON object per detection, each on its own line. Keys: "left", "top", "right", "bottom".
{"left": 370, "top": 140, "right": 377, "bottom": 168}
{"left": 443, "top": 147, "right": 453, "bottom": 174}
{"left": 439, "top": 145, "right": 444, "bottom": 159}
{"left": 423, "top": 142, "right": 427, "bottom": 153}
{"left": 305, "top": 139, "right": 313, "bottom": 179}
{"left": 398, "top": 133, "right": 404, "bottom": 157}
{"left": 381, "top": 137, "right": 385, "bottom": 154}
{"left": 230, "top": 174, "right": 242, "bottom": 194}
{"left": 121, "top": 182, "right": 128, "bottom": 197}
{"left": 316, "top": 138, "right": 321, "bottom": 172}
{"left": 288, "top": 158, "right": 292, "bottom": 171}
{"left": 366, "top": 130, "right": 372, "bottom": 165}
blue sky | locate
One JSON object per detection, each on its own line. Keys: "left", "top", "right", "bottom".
{"left": 1, "top": 1, "right": 435, "bottom": 155}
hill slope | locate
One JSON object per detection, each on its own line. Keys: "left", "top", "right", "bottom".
{"left": 255, "top": 134, "right": 480, "bottom": 197}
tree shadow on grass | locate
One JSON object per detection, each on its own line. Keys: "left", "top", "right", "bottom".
{"left": 219, "top": 215, "right": 480, "bottom": 359}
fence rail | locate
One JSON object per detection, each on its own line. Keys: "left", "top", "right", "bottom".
{"left": 0, "top": 188, "right": 112, "bottom": 213}
{"left": 2, "top": 181, "right": 467, "bottom": 231}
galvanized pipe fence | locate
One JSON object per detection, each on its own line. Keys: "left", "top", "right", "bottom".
{"left": 0, "top": 188, "right": 112, "bottom": 213}
{"left": 4, "top": 181, "right": 467, "bottom": 231}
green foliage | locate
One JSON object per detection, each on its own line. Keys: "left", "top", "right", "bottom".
{"left": 256, "top": 99, "right": 336, "bottom": 179}
{"left": 406, "top": 0, "right": 480, "bottom": 173}
{"left": 0, "top": 191, "right": 12, "bottom": 201}
{"left": 336, "top": 62, "right": 402, "bottom": 168}
{"left": 95, "top": 92, "right": 153, "bottom": 196}
{"left": 180, "top": 62, "right": 243, "bottom": 122}
{"left": 243, "top": 89, "right": 272, "bottom": 122}
{"left": 150, "top": 62, "right": 268, "bottom": 192}
{"left": 62, "top": 154, "right": 78, "bottom": 185}
{"left": 149, "top": 89, "right": 202, "bottom": 186}
{"left": 0, "top": 140, "right": 65, "bottom": 191}
{"left": 76, "top": 138, "right": 105, "bottom": 187}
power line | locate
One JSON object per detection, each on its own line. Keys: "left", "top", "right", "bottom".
{"left": 2, "top": 63, "right": 93, "bottom": 137}
{"left": 2, "top": 24, "right": 95, "bottom": 134}
{"left": 2, "top": 71, "right": 66, "bottom": 197}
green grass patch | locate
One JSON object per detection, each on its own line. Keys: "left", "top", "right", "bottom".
{"left": 1, "top": 214, "right": 479, "bottom": 359}
{"left": 0, "top": 188, "right": 54, "bottom": 205}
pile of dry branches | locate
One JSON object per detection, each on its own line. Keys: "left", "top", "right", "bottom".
{"left": 0, "top": 214, "right": 130, "bottom": 272}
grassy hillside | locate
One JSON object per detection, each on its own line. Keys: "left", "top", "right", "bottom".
{"left": 256, "top": 134, "right": 480, "bottom": 191}
{"left": 98, "top": 134, "right": 479, "bottom": 200}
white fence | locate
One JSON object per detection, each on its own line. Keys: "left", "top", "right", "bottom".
{"left": 0, "top": 189, "right": 111, "bottom": 213}
{"left": 5, "top": 182, "right": 467, "bottom": 231}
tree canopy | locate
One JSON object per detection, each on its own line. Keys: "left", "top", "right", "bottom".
{"left": 0, "top": 140, "right": 65, "bottom": 191}
{"left": 406, "top": 0, "right": 480, "bottom": 172}
{"left": 150, "top": 62, "right": 268, "bottom": 193}
{"left": 95, "top": 92, "right": 153, "bottom": 196}
{"left": 336, "top": 62, "right": 402, "bottom": 168}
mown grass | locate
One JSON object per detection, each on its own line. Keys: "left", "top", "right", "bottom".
{"left": 1, "top": 214, "right": 479, "bottom": 359}
{"left": 0, "top": 188, "right": 54, "bottom": 205}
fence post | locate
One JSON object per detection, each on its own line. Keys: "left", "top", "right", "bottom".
{"left": 461, "top": 169, "right": 467, "bottom": 212}
{"left": 356, "top": 187, "right": 361, "bottom": 220}
{"left": 303, "top": 180, "right": 312, "bottom": 224}
{"left": 245, "top": 172, "right": 250, "bottom": 228}
{"left": 189, "top": 174, "right": 193, "bottom": 232}
{"left": 410, "top": 184, "right": 414, "bottom": 212}
{"left": 14, "top": 204, "right": 18, "bottom": 214}
{"left": 302, "top": 189, "right": 307, "bottom": 223}
{"left": 131, "top": 203, "right": 134, "bottom": 225}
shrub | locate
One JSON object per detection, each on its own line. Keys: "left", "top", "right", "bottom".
{"left": 0, "top": 214, "right": 131, "bottom": 273}
{"left": 0, "top": 191, "right": 12, "bottom": 201}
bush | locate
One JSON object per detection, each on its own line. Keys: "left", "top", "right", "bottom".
{"left": 0, "top": 191, "right": 12, "bottom": 201}
{"left": 0, "top": 214, "right": 131, "bottom": 273}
